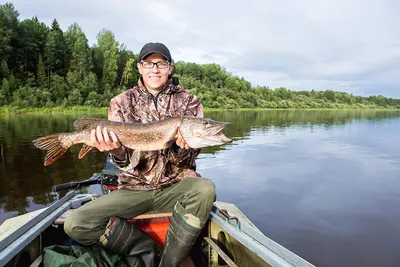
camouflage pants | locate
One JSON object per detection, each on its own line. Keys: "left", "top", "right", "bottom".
{"left": 64, "top": 177, "right": 216, "bottom": 245}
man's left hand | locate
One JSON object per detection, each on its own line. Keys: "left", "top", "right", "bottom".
{"left": 176, "top": 130, "right": 190, "bottom": 149}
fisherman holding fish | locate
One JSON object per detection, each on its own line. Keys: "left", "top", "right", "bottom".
{"left": 60, "top": 42, "right": 225, "bottom": 267}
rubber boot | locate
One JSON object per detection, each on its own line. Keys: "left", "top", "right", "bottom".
{"left": 159, "top": 202, "right": 203, "bottom": 267}
{"left": 100, "top": 216, "right": 161, "bottom": 267}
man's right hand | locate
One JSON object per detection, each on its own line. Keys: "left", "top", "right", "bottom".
{"left": 90, "top": 126, "right": 126, "bottom": 160}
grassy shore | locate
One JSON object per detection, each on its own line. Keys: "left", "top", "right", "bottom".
{"left": 0, "top": 106, "right": 398, "bottom": 114}
{"left": 0, "top": 106, "right": 108, "bottom": 114}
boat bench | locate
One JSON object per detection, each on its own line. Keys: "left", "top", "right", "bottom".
{"left": 54, "top": 209, "right": 173, "bottom": 224}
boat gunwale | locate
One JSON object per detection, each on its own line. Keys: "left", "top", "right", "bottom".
{"left": 210, "top": 205, "right": 315, "bottom": 267}
{"left": 0, "top": 193, "right": 95, "bottom": 267}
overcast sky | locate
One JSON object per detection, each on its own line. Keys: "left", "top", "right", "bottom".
{"left": 12, "top": 0, "right": 400, "bottom": 98}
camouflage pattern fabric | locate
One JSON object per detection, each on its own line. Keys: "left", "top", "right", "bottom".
{"left": 108, "top": 78, "right": 203, "bottom": 190}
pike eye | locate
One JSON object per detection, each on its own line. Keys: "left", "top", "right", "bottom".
{"left": 203, "top": 121, "right": 209, "bottom": 125}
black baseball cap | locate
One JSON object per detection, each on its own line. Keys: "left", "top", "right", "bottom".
{"left": 138, "top": 42, "right": 172, "bottom": 62}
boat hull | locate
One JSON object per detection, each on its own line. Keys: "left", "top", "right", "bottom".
{"left": 0, "top": 194, "right": 315, "bottom": 267}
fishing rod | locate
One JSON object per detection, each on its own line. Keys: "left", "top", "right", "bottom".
{"left": 52, "top": 172, "right": 118, "bottom": 192}
{"left": 52, "top": 156, "right": 119, "bottom": 192}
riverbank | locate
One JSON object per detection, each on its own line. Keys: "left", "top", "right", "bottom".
{"left": 0, "top": 106, "right": 399, "bottom": 114}
{"left": 0, "top": 106, "right": 109, "bottom": 114}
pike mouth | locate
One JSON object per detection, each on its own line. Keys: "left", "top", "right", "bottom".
{"left": 205, "top": 122, "right": 232, "bottom": 144}
{"left": 207, "top": 122, "right": 230, "bottom": 136}
{"left": 211, "top": 132, "right": 232, "bottom": 143}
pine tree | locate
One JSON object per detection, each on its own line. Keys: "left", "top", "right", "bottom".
{"left": 44, "top": 19, "right": 67, "bottom": 78}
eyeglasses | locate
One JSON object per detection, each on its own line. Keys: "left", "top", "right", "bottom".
{"left": 140, "top": 61, "right": 170, "bottom": 69}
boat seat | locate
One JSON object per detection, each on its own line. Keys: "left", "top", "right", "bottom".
{"left": 54, "top": 209, "right": 172, "bottom": 248}
{"left": 54, "top": 209, "right": 172, "bottom": 225}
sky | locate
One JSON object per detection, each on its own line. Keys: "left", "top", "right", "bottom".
{"left": 10, "top": 0, "right": 400, "bottom": 98}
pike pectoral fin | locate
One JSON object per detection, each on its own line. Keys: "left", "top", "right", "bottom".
{"left": 32, "top": 134, "right": 69, "bottom": 166}
{"left": 131, "top": 150, "right": 142, "bottom": 168}
{"left": 78, "top": 144, "right": 96, "bottom": 159}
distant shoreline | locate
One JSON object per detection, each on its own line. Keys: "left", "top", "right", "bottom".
{"left": 0, "top": 106, "right": 399, "bottom": 115}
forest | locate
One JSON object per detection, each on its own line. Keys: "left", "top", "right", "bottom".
{"left": 1, "top": 3, "right": 399, "bottom": 111}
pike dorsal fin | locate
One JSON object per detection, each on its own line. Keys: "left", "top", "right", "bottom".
{"left": 73, "top": 117, "right": 104, "bottom": 131}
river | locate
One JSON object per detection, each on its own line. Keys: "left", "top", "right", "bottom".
{"left": 1, "top": 110, "right": 399, "bottom": 266}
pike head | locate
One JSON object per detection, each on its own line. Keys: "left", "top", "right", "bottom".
{"left": 179, "top": 117, "right": 232, "bottom": 149}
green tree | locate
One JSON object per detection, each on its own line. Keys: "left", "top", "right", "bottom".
{"left": 224, "top": 76, "right": 251, "bottom": 92}
{"left": 67, "top": 88, "right": 83, "bottom": 106}
{"left": 18, "top": 16, "right": 49, "bottom": 76}
{"left": 44, "top": 19, "right": 67, "bottom": 79}
{"left": 36, "top": 53, "right": 46, "bottom": 87}
{"left": 0, "top": 77, "right": 9, "bottom": 105}
{"left": 96, "top": 29, "right": 119, "bottom": 91}
{"left": 117, "top": 44, "right": 134, "bottom": 86}
{"left": 121, "top": 57, "right": 135, "bottom": 87}
{"left": 65, "top": 23, "right": 92, "bottom": 76}
{"left": 323, "top": 90, "right": 336, "bottom": 101}
{"left": 202, "top": 63, "right": 228, "bottom": 87}
{"left": 64, "top": 23, "right": 80, "bottom": 50}
{"left": 274, "top": 87, "right": 293, "bottom": 100}
{"left": 8, "top": 73, "right": 17, "bottom": 96}
{"left": 49, "top": 74, "right": 68, "bottom": 104}
{"left": 81, "top": 72, "right": 98, "bottom": 98}
{"left": 0, "top": 3, "right": 19, "bottom": 78}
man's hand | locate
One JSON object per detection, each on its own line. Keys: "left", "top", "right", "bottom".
{"left": 90, "top": 126, "right": 126, "bottom": 160}
{"left": 176, "top": 130, "right": 190, "bottom": 150}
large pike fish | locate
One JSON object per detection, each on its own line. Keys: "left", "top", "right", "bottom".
{"left": 33, "top": 116, "right": 232, "bottom": 166}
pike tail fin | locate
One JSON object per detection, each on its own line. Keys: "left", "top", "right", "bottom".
{"left": 32, "top": 134, "right": 70, "bottom": 166}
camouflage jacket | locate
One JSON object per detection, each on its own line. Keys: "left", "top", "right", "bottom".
{"left": 108, "top": 78, "right": 203, "bottom": 190}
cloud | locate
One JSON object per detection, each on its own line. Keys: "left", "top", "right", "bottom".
{"left": 12, "top": 0, "right": 400, "bottom": 98}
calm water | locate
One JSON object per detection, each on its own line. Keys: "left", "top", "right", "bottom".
{"left": 1, "top": 110, "right": 400, "bottom": 267}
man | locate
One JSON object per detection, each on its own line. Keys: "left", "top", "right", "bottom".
{"left": 64, "top": 42, "right": 216, "bottom": 267}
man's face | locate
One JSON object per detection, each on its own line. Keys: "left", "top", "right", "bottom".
{"left": 137, "top": 54, "right": 173, "bottom": 93}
